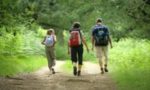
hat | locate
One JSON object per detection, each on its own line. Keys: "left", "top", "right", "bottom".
{"left": 96, "top": 18, "right": 102, "bottom": 22}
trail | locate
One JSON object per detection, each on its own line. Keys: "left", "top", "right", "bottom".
{"left": 0, "top": 61, "right": 116, "bottom": 90}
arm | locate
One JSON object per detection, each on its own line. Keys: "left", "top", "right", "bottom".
{"left": 91, "top": 35, "right": 95, "bottom": 51}
{"left": 82, "top": 36, "right": 89, "bottom": 52}
{"left": 106, "top": 27, "right": 113, "bottom": 48}
{"left": 52, "top": 35, "right": 57, "bottom": 47}
{"left": 108, "top": 35, "right": 113, "bottom": 48}
{"left": 68, "top": 42, "right": 71, "bottom": 54}
{"left": 91, "top": 28, "right": 95, "bottom": 51}
{"left": 41, "top": 36, "right": 46, "bottom": 45}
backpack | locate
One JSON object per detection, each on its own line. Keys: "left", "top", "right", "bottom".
{"left": 69, "top": 29, "right": 82, "bottom": 47}
{"left": 45, "top": 35, "right": 54, "bottom": 46}
{"left": 94, "top": 26, "right": 108, "bottom": 46}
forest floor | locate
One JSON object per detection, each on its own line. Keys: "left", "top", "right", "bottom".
{"left": 0, "top": 61, "right": 116, "bottom": 90}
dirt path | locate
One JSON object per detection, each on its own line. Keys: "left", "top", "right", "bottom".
{"left": 0, "top": 61, "right": 116, "bottom": 90}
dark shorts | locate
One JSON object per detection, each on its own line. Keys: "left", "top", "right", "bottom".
{"left": 71, "top": 45, "right": 83, "bottom": 65}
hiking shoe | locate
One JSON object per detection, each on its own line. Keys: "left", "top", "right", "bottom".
{"left": 101, "top": 68, "right": 104, "bottom": 74}
{"left": 101, "top": 71, "right": 104, "bottom": 74}
{"left": 51, "top": 68, "right": 55, "bottom": 74}
{"left": 77, "top": 71, "right": 81, "bottom": 76}
{"left": 73, "top": 67, "right": 77, "bottom": 76}
{"left": 104, "top": 64, "right": 108, "bottom": 72}
{"left": 104, "top": 68, "right": 108, "bottom": 72}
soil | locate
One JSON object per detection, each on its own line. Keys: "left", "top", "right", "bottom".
{"left": 0, "top": 61, "right": 116, "bottom": 90}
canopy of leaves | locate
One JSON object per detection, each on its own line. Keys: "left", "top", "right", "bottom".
{"left": 0, "top": 0, "right": 150, "bottom": 55}
{"left": 0, "top": 0, "right": 150, "bottom": 39}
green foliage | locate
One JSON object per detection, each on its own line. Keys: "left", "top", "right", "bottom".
{"left": 1, "top": 0, "right": 150, "bottom": 40}
{"left": 55, "top": 43, "right": 70, "bottom": 60}
{"left": 0, "top": 25, "right": 45, "bottom": 55}
{"left": 109, "top": 38, "right": 150, "bottom": 90}
{"left": 61, "top": 60, "right": 72, "bottom": 73}
{"left": 0, "top": 55, "right": 47, "bottom": 76}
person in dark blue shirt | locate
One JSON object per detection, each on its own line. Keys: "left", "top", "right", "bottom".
{"left": 91, "top": 18, "right": 113, "bottom": 74}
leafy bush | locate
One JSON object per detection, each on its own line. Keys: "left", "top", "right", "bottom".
{"left": 0, "top": 55, "right": 47, "bottom": 76}
{"left": 109, "top": 38, "right": 150, "bottom": 90}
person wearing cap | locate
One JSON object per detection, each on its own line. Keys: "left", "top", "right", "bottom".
{"left": 91, "top": 18, "right": 113, "bottom": 74}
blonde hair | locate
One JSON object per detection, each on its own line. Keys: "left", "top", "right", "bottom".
{"left": 47, "top": 28, "right": 54, "bottom": 35}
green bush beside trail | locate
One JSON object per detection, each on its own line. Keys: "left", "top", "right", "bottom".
{"left": 0, "top": 55, "right": 46, "bottom": 76}
{"left": 109, "top": 39, "right": 150, "bottom": 90}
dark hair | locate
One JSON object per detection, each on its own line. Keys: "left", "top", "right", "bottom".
{"left": 73, "top": 22, "right": 80, "bottom": 28}
{"left": 97, "top": 18, "right": 102, "bottom": 23}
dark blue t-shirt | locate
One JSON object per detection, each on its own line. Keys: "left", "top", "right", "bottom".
{"left": 92, "top": 24, "right": 109, "bottom": 46}
{"left": 92, "top": 24, "right": 109, "bottom": 36}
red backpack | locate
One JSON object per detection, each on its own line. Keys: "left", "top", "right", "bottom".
{"left": 69, "top": 29, "right": 82, "bottom": 47}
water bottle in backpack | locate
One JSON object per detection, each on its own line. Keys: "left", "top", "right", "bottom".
{"left": 45, "top": 35, "right": 54, "bottom": 46}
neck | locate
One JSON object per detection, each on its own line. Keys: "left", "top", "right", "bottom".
{"left": 97, "top": 22, "right": 102, "bottom": 25}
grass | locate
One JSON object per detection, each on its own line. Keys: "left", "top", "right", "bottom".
{"left": 62, "top": 60, "right": 72, "bottom": 74}
{"left": 109, "top": 38, "right": 150, "bottom": 90}
{"left": 0, "top": 55, "right": 47, "bottom": 76}
{"left": 112, "top": 70, "right": 150, "bottom": 90}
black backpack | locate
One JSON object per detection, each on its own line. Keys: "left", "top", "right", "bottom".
{"left": 94, "top": 26, "right": 109, "bottom": 46}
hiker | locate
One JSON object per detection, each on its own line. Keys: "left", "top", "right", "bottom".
{"left": 91, "top": 18, "right": 113, "bottom": 74}
{"left": 42, "top": 29, "right": 57, "bottom": 74}
{"left": 68, "top": 22, "right": 89, "bottom": 76}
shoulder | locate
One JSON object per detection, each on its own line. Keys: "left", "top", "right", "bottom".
{"left": 102, "top": 25, "right": 108, "bottom": 29}
{"left": 51, "top": 34, "right": 56, "bottom": 41}
{"left": 51, "top": 34, "right": 56, "bottom": 38}
{"left": 92, "top": 25, "right": 98, "bottom": 29}
{"left": 79, "top": 30, "right": 84, "bottom": 35}
{"left": 92, "top": 25, "right": 98, "bottom": 32}
{"left": 69, "top": 29, "right": 72, "bottom": 32}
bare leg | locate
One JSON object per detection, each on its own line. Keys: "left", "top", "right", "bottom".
{"left": 104, "top": 46, "right": 108, "bottom": 72}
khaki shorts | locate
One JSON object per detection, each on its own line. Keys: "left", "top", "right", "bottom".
{"left": 95, "top": 46, "right": 108, "bottom": 61}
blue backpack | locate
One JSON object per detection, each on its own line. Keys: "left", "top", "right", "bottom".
{"left": 93, "top": 26, "right": 109, "bottom": 46}
{"left": 45, "top": 35, "right": 54, "bottom": 46}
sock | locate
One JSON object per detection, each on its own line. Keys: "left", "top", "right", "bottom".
{"left": 78, "top": 65, "right": 82, "bottom": 71}
{"left": 73, "top": 62, "right": 77, "bottom": 67}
